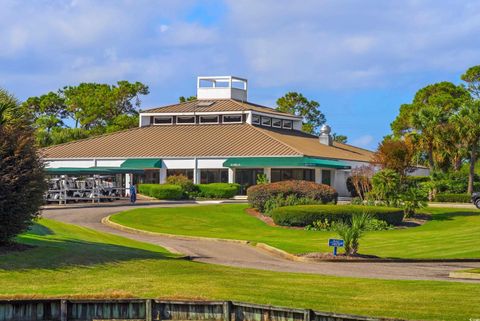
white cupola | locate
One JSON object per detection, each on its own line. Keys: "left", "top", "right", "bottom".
{"left": 197, "top": 76, "right": 248, "bottom": 101}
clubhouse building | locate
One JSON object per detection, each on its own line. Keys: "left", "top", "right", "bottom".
{"left": 42, "top": 76, "right": 381, "bottom": 197}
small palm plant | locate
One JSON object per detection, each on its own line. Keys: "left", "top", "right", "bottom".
{"left": 334, "top": 212, "right": 371, "bottom": 256}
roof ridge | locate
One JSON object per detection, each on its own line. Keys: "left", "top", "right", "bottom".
{"left": 250, "top": 125, "right": 304, "bottom": 156}
{"left": 334, "top": 141, "right": 374, "bottom": 153}
{"left": 141, "top": 99, "right": 196, "bottom": 112}
{"left": 40, "top": 125, "right": 148, "bottom": 152}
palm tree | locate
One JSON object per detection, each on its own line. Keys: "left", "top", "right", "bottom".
{"left": 451, "top": 100, "right": 480, "bottom": 194}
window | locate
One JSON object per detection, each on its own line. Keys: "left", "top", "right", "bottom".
{"left": 271, "top": 169, "right": 315, "bottom": 183}
{"left": 153, "top": 116, "right": 173, "bottom": 125}
{"left": 199, "top": 115, "right": 219, "bottom": 124}
{"left": 321, "top": 170, "right": 332, "bottom": 186}
{"left": 261, "top": 116, "right": 272, "bottom": 126}
{"left": 167, "top": 169, "right": 194, "bottom": 180}
{"left": 272, "top": 118, "right": 282, "bottom": 128}
{"left": 200, "top": 169, "right": 228, "bottom": 184}
{"left": 223, "top": 114, "right": 242, "bottom": 123}
{"left": 252, "top": 114, "right": 261, "bottom": 125}
{"left": 177, "top": 116, "right": 195, "bottom": 124}
{"left": 282, "top": 120, "right": 293, "bottom": 129}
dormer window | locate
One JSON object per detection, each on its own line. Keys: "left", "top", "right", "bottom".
{"left": 272, "top": 118, "right": 282, "bottom": 128}
{"left": 261, "top": 116, "right": 271, "bottom": 126}
{"left": 223, "top": 115, "right": 242, "bottom": 123}
{"left": 177, "top": 116, "right": 195, "bottom": 124}
{"left": 252, "top": 114, "right": 260, "bottom": 125}
{"left": 283, "top": 120, "right": 293, "bottom": 129}
{"left": 154, "top": 116, "right": 173, "bottom": 125}
{"left": 199, "top": 115, "right": 219, "bottom": 124}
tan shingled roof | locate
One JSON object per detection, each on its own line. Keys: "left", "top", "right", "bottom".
{"left": 41, "top": 123, "right": 374, "bottom": 162}
{"left": 41, "top": 124, "right": 300, "bottom": 158}
{"left": 142, "top": 99, "right": 302, "bottom": 118}
{"left": 255, "top": 127, "right": 374, "bottom": 162}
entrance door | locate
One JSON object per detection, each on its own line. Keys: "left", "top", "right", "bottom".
{"left": 235, "top": 169, "right": 264, "bottom": 195}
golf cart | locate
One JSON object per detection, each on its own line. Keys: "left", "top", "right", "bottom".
{"left": 472, "top": 192, "right": 480, "bottom": 209}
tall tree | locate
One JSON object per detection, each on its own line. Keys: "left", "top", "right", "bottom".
{"left": 373, "top": 136, "right": 415, "bottom": 176}
{"left": 333, "top": 133, "right": 348, "bottom": 143}
{"left": 457, "top": 65, "right": 480, "bottom": 193}
{"left": 391, "top": 82, "right": 469, "bottom": 170}
{"left": 23, "top": 81, "right": 149, "bottom": 147}
{"left": 276, "top": 92, "right": 326, "bottom": 134}
{"left": 179, "top": 96, "right": 197, "bottom": 102}
{"left": 0, "top": 88, "right": 45, "bottom": 245}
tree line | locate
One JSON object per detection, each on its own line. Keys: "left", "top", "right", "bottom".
{"left": 375, "top": 65, "right": 480, "bottom": 193}
{"left": 22, "top": 81, "right": 149, "bottom": 147}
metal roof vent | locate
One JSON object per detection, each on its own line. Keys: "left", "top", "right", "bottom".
{"left": 319, "top": 124, "right": 333, "bottom": 146}
{"left": 196, "top": 101, "right": 215, "bottom": 107}
{"left": 197, "top": 76, "right": 248, "bottom": 101}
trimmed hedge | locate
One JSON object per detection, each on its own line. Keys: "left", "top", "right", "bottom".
{"left": 271, "top": 204, "right": 404, "bottom": 227}
{"left": 247, "top": 180, "right": 338, "bottom": 213}
{"left": 434, "top": 193, "right": 472, "bottom": 203}
{"left": 196, "top": 183, "right": 240, "bottom": 199}
{"left": 138, "top": 184, "right": 184, "bottom": 200}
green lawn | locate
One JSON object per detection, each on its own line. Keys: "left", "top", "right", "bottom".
{"left": 1, "top": 218, "right": 480, "bottom": 321}
{"left": 111, "top": 204, "right": 480, "bottom": 259}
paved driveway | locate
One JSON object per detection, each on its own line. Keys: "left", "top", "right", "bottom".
{"left": 41, "top": 203, "right": 480, "bottom": 283}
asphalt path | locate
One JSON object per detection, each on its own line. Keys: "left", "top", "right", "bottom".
{"left": 41, "top": 203, "right": 480, "bottom": 283}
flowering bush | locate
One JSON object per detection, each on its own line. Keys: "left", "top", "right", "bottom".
{"left": 247, "top": 180, "right": 338, "bottom": 213}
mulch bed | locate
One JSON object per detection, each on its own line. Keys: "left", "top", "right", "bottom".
{"left": 244, "top": 208, "right": 304, "bottom": 229}
{"left": 0, "top": 243, "right": 35, "bottom": 255}
{"left": 301, "top": 252, "right": 381, "bottom": 261}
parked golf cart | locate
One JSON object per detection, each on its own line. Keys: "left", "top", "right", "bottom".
{"left": 472, "top": 192, "right": 480, "bottom": 209}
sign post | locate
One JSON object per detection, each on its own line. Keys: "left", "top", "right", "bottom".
{"left": 328, "top": 238, "right": 344, "bottom": 256}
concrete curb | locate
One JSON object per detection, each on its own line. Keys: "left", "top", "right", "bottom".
{"left": 103, "top": 216, "right": 250, "bottom": 246}
{"left": 449, "top": 271, "right": 480, "bottom": 280}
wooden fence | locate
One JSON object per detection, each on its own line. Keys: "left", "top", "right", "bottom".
{"left": 0, "top": 299, "right": 406, "bottom": 321}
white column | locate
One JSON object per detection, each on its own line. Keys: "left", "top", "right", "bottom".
{"left": 159, "top": 168, "right": 167, "bottom": 184}
{"left": 228, "top": 168, "right": 235, "bottom": 183}
{"left": 125, "top": 174, "right": 131, "bottom": 195}
{"left": 193, "top": 158, "right": 199, "bottom": 184}
{"left": 315, "top": 168, "right": 322, "bottom": 184}
{"left": 264, "top": 167, "right": 272, "bottom": 183}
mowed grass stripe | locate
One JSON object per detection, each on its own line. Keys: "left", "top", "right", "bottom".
{"left": 110, "top": 204, "right": 480, "bottom": 258}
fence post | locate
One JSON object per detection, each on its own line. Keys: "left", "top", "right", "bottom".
{"left": 60, "top": 300, "right": 68, "bottom": 321}
{"left": 303, "top": 309, "right": 311, "bottom": 321}
{"left": 223, "top": 301, "right": 232, "bottom": 321}
{"left": 146, "top": 299, "right": 153, "bottom": 321}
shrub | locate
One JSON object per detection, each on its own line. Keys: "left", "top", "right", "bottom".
{"left": 247, "top": 180, "right": 338, "bottom": 213}
{"left": 0, "top": 89, "right": 46, "bottom": 245}
{"left": 196, "top": 183, "right": 240, "bottom": 199}
{"left": 434, "top": 193, "right": 472, "bottom": 203}
{"left": 271, "top": 204, "right": 404, "bottom": 227}
{"left": 263, "top": 194, "right": 320, "bottom": 215}
{"left": 370, "top": 169, "right": 401, "bottom": 206}
{"left": 400, "top": 187, "right": 428, "bottom": 218}
{"left": 138, "top": 184, "right": 183, "bottom": 200}
{"left": 334, "top": 213, "right": 371, "bottom": 256}
{"left": 166, "top": 174, "right": 196, "bottom": 195}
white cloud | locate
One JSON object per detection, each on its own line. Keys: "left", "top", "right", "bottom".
{"left": 351, "top": 135, "right": 375, "bottom": 149}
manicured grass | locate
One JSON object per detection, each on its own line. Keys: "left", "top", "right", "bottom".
{"left": 466, "top": 268, "right": 480, "bottom": 273}
{"left": 111, "top": 204, "right": 480, "bottom": 258}
{"left": 1, "top": 219, "right": 480, "bottom": 321}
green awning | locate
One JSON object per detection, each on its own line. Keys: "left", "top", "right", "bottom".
{"left": 45, "top": 167, "right": 145, "bottom": 175}
{"left": 120, "top": 158, "right": 162, "bottom": 169}
{"left": 223, "top": 157, "right": 351, "bottom": 169}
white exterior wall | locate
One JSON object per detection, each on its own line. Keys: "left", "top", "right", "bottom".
{"left": 46, "top": 159, "right": 95, "bottom": 168}
{"left": 96, "top": 159, "right": 124, "bottom": 167}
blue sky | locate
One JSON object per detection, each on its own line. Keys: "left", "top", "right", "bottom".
{"left": 1, "top": 0, "right": 479, "bottom": 150}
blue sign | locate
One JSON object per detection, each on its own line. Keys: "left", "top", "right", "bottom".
{"left": 328, "top": 239, "right": 344, "bottom": 247}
